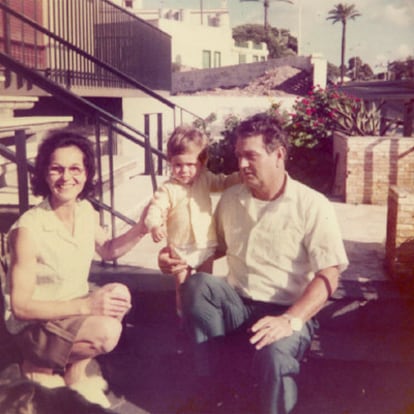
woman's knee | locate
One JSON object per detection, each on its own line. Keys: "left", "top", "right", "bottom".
{"left": 102, "top": 282, "right": 131, "bottom": 303}
{"left": 78, "top": 316, "right": 123, "bottom": 354}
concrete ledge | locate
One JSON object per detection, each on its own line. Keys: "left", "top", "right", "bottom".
{"left": 0, "top": 116, "right": 73, "bottom": 139}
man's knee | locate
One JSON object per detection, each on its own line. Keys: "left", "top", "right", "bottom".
{"left": 182, "top": 272, "right": 219, "bottom": 310}
{"left": 183, "top": 272, "right": 212, "bottom": 293}
{"left": 255, "top": 341, "right": 301, "bottom": 379}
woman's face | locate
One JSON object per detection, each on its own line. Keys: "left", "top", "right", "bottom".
{"left": 45, "top": 145, "right": 87, "bottom": 206}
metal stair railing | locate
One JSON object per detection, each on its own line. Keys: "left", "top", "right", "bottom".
{"left": 0, "top": 51, "right": 164, "bottom": 250}
{"left": 0, "top": 1, "right": 202, "bottom": 127}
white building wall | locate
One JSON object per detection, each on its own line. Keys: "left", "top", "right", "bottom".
{"left": 158, "top": 19, "right": 234, "bottom": 68}
{"left": 311, "top": 53, "right": 327, "bottom": 88}
{"left": 232, "top": 40, "right": 268, "bottom": 64}
{"left": 133, "top": 8, "right": 268, "bottom": 69}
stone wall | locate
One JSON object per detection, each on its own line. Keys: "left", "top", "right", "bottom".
{"left": 332, "top": 132, "right": 414, "bottom": 205}
{"left": 172, "top": 56, "right": 311, "bottom": 94}
{"left": 385, "top": 186, "right": 414, "bottom": 281}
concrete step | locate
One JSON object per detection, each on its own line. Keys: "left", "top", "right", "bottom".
{"left": 0, "top": 115, "right": 73, "bottom": 139}
{"left": 99, "top": 154, "right": 141, "bottom": 192}
{"left": 99, "top": 173, "right": 166, "bottom": 221}
{"left": 0, "top": 141, "right": 39, "bottom": 189}
{"left": 0, "top": 96, "right": 38, "bottom": 119}
{"left": 296, "top": 358, "right": 414, "bottom": 414}
{"left": 311, "top": 327, "right": 414, "bottom": 363}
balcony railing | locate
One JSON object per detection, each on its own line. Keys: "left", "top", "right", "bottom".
{"left": 0, "top": 0, "right": 172, "bottom": 90}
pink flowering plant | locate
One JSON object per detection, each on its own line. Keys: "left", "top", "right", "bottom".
{"left": 286, "top": 86, "right": 394, "bottom": 149}
{"left": 204, "top": 87, "right": 396, "bottom": 193}
{"left": 286, "top": 86, "right": 349, "bottom": 148}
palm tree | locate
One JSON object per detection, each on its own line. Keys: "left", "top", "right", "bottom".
{"left": 326, "top": 3, "right": 361, "bottom": 83}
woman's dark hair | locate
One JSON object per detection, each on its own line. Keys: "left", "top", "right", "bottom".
{"left": 31, "top": 129, "right": 96, "bottom": 199}
{"left": 234, "top": 112, "right": 290, "bottom": 154}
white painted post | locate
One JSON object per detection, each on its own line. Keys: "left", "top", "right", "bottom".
{"left": 311, "top": 53, "right": 327, "bottom": 89}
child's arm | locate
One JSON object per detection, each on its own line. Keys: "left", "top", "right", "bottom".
{"left": 205, "top": 170, "right": 241, "bottom": 193}
{"left": 151, "top": 225, "right": 167, "bottom": 243}
{"left": 144, "top": 185, "right": 172, "bottom": 242}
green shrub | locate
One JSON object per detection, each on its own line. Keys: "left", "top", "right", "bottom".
{"left": 207, "top": 113, "right": 240, "bottom": 175}
{"left": 203, "top": 88, "right": 394, "bottom": 194}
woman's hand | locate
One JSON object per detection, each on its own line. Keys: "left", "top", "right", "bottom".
{"left": 85, "top": 284, "right": 131, "bottom": 319}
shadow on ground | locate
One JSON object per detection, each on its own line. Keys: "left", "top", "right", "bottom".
{"left": 1, "top": 263, "right": 414, "bottom": 414}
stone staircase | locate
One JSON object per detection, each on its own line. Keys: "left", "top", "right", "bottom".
{"left": 0, "top": 96, "right": 152, "bottom": 236}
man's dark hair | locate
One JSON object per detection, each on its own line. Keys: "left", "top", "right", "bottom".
{"left": 234, "top": 112, "right": 290, "bottom": 154}
{"left": 31, "top": 129, "right": 96, "bottom": 199}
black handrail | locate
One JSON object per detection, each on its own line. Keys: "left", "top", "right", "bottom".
{"left": 0, "top": 52, "right": 163, "bottom": 231}
{"left": 0, "top": 52, "right": 165, "bottom": 159}
{"left": 0, "top": 2, "right": 202, "bottom": 122}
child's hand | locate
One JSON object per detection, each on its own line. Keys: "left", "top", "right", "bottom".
{"left": 151, "top": 226, "right": 166, "bottom": 243}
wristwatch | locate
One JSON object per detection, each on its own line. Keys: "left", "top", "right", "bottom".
{"left": 282, "top": 313, "right": 304, "bottom": 332}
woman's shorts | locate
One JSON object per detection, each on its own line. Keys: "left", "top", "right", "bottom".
{"left": 15, "top": 316, "right": 88, "bottom": 372}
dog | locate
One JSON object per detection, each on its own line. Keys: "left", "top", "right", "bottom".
{"left": 0, "top": 363, "right": 116, "bottom": 414}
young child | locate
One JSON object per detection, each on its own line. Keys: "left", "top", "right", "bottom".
{"left": 145, "top": 125, "right": 239, "bottom": 316}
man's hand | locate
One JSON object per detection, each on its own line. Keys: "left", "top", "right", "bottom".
{"left": 158, "top": 245, "right": 190, "bottom": 276}
{"left": 249, "top": 315, "right": 293, "bottom": 350}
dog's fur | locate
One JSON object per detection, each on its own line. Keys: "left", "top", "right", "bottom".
{"left": 0, "top": 364, "right": 115, "bottom": 414}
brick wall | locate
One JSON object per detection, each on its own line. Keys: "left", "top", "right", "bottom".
{"left": 385, "top": 186, "right": 414, "bottom": 281}
{"left": 332, "top": 132, "right": 414, "bottom": 205}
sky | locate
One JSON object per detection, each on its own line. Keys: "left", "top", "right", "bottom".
{"left": 142, "top": 0, "right": 414, "bottom": 73}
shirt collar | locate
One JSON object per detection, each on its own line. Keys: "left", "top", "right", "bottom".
{"left": 40, "top": 198, "right": 79, "bottom": 243}
{"left": 237, "top": 173, "right": 297, "bottom": 204}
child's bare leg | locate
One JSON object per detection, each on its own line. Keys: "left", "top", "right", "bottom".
{"left": 174, "top": 267, "right": 191, "bottom": 317}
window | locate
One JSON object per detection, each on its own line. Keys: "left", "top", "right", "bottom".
{"left": 213, "top": 51, "right": 221, "bottom": 68}
{"left": 202, "top": 50, "right": 211, "bottom": 69}
{"left": 235, "top": 40, "right": 249, "bottom": 48}
{"left": 253, "top": 55, "right": 259, "bottom": 62}
{"left": 124, "top": 0, "right": 133, "bottom": 7}
{"left": 239, "top": 54, "right": 246, "bottom": 64}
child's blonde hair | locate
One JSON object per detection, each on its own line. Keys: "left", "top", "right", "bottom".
{"left": 166, "top": 125, "right": 208, "bottom": 164}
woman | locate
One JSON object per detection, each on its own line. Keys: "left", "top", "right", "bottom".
{"left": 3, "top": 129, "right": 148, "bottom": 407}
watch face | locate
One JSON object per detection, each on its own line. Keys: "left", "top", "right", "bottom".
{"left": 290, "top": 317, "right": 303, "bottom": 331}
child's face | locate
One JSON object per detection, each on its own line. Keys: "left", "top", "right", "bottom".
{"left": 170, "top": 148, "right": 202, "bottom": 185}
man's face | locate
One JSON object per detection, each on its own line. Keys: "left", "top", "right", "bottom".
{"left": 235, "top": 134, "right": 284, "bottom": 199}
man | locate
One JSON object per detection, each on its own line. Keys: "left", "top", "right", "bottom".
{"left": 159, "top": 113, "right": 348, "bottom": 414}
